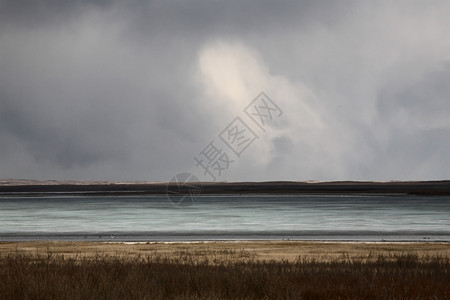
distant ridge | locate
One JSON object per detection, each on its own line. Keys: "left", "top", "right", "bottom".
{"left": 0, "top": 180, "right": 449, "bottom": 196}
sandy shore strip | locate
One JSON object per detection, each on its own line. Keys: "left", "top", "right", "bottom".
{"left": 1, "top": 241, "right": 448, "bottom": 262}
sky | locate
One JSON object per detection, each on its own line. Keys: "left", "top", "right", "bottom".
{"left": 0, "top": 0, "right": 449, "bottom": 182}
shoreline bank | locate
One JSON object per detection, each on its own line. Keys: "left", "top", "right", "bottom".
{"left": 1, "top": 180, "right": 450, "bottom": 196}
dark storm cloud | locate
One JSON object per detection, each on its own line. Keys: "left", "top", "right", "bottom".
{"left": 378, "top": 65, "right": 450, "bottom": 125}
{"left": 0, "top": 0, "right": 111, "bottom": 28}
{"left": 0, "top": 0, "right": 449, "bottom": 180}
{"left": 124, "top": 0, "right": 347, "bottom": 36}
{"left": 0, "top": 90, "right": 127, "bottom": 167}
{"left": 0, "top": 0, "right": 343, "bottom": 29}
{"left": 373, "top": 64, "right": 450, "bottom": 179}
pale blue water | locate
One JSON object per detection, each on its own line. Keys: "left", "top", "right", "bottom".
{"left": 0, "top": 195, "right": 449, "bottom": 241}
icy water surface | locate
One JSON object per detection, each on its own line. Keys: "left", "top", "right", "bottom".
{"left": 0, "top": 195, "right": 449, "bottom": 241}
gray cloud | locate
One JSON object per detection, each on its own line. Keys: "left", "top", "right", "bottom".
{"left": 0, "top": 0, "right": 449, "bottom": 181}
{"left": 372, "top": 64, "right": 450, "bottom": 179}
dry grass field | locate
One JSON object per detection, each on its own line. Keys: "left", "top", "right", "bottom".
{"left": 1, "top": 241, "right": 449, "bottom": 262}
{"left": 0, "top": 241, "right": 449, "bottom": 299}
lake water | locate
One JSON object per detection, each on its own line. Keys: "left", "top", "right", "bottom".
{"left": 0, "top": 195, "right": 449, "bottom": 241}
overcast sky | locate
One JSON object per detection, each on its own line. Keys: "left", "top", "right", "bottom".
{"left": 0, "top": 0, "right": 449, "bottom": 182}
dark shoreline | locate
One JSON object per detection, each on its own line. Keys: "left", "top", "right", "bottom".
{"left": 1, "top": 180, "right": 450, "bottom": 197}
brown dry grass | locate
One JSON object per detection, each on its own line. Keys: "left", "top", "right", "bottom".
{"left": 1, "top": 241, "right": 449, "bottom": 262}
{"left": 0, "top": 247, "right": 449, "bottom": 299}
